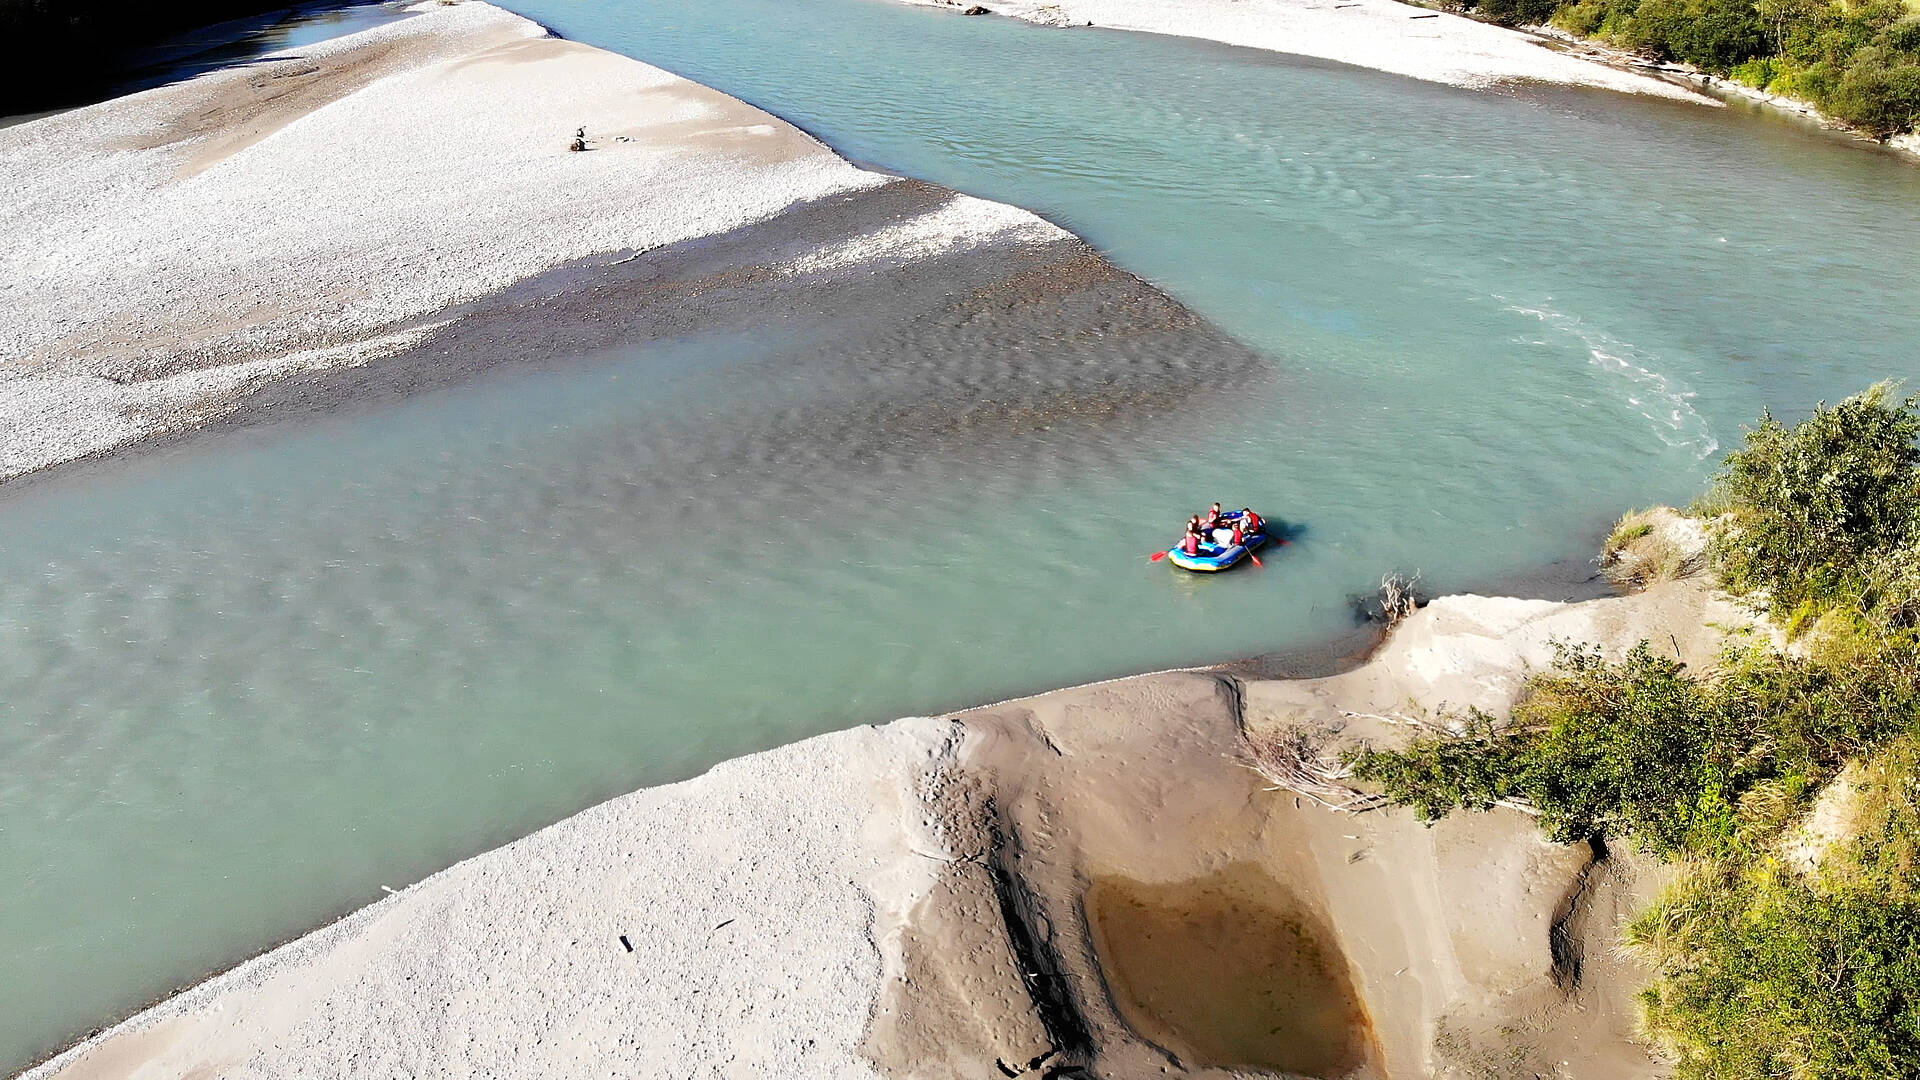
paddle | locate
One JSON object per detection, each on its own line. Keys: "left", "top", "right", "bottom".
{"left": 1150, "top": 550, "right": 1171, "bottom": 562}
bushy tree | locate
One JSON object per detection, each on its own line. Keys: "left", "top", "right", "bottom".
{"left": 1710, "top": 383, "right": 1920, "bottom": 616}
{"left": 1639, "top": 873, "right": 1920, "bottom": 1080}
{"left": 1825, "top": 47, "right": 1920, "bottom": 137}
{"left": 1610, "top": 0, "right": 1768, "bottom": 66}
{"left": 1668, "top": 0, "right": 1771, "bottom": 68}
{"left": 1475, "top": 0, "right": 1564, "bottom": 27}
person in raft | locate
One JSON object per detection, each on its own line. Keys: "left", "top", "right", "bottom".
{"left": 1183, "top": 506, "right": 1261, "bottom": 550}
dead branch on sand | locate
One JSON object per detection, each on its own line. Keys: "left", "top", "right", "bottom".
{"left": 1240, "top": 726, "right": 1393, "bottom": 813}
{"left": 1377, "top": 570, "right": 1423, "bottom": 627}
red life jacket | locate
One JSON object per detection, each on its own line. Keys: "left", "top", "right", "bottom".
{"left": 1181, "top": 533, "right": 1200, "bottom": 555}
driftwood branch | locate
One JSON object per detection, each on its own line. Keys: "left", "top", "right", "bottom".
{"left": 1239, "top": 727, "right": 1392, "bottom": 813}
{"left": 1377, "top": 570, "right": 1423, "bottom": 627}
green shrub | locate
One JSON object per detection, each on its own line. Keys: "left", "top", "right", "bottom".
{"left": 1824, "top": 48, "right": 1920, "bottom": 136}
{"left": 1347, "top": 638, "right": 1918, "bottom": 857}
{"left": 1349, "top": 387, "right": 1920, "bottom": 1078}
{"left": 1630, "top": 738, "right": 1920, "bottom": 1079}
{"left": 1670, "top": 0, "right": 1772, "bottom": 67}
{"left": 1553, "top": 0, "right": 1618, "bottom": 35}
{"left": 1769, "top": 60, "right": 1824, "bottom": 98}
{"left": 1887, "top": 15, "right": 1920, "bottom": 52}
{"left": 1729, "top": 54, "right": 1781, "bottom": 84}
{"left": 1615, "top": 0, "right": 1691, "bottom": 56}
{"left": 1635, "top": 869, "right": 1920, "bottom": 1080}
{"left": 1474, "top": 0, "right": 1564, "bottom": 24}
{"left": 1610, "top": 0, "right": 1769, "bottom": 66}
{"left": 1710, "top": 383, "right": 1920, "bottom": 617}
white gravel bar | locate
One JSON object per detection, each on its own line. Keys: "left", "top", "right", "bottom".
{"left": 23, "top": 718, "right": 963, "bottom": 1080}
{"left": 915, "top": 0, "right": 1708, "bottom": 99}
{"left": 0, "top": 2, "right": 1055, "bottom": 483}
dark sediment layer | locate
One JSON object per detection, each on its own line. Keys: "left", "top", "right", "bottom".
{"left": 231, "top": 178, "right": 1273, "bottom": 456}
{"left": 9, "top": 179, "right": 1275, "bottom": 532}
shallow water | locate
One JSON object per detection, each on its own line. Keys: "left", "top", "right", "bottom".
{"left": 7, "top": 0, "right": 1920, "bottom": 1069}
{"left": 1086, "top": 865, "right": 1374, "bottom": 1074}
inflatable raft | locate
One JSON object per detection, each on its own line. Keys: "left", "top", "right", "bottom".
{"left": 1166, "top": 511, "right": 1267, "bottom": 572}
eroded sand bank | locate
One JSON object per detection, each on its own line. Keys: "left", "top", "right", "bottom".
{"left": 26, "top": 569, "right": 1749, "bottom": 1080}
{"left": 907, "top": 0, "right": 1708, "bottom": 100}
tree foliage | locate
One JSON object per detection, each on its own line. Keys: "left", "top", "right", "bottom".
{"left": 1460, "top": 0, "right": 1920, "bottom": 137}
{"left": 1348, "top": 639, "right": 1918, "bottom": 857}
{"left": 1639, "top": 869, "right": 1920, "bottom": 1080}
{"left": 1711, "top": 383, "right": 1920, "bottom": 621}
{"left": 1349, "top": 386, "right": 1920, "bottom": 1077}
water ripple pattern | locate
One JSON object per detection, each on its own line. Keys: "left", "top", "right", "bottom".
{"left": 5, "top": 0, "right": 1920, "bottom": 1069}
{"left": 1501, "top": 298, "right": 1719, "bottom": 458}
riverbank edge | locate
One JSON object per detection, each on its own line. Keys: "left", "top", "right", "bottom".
{"left": 895, "top": 0, "right": 1708, "bottom": 99}
{"left": 21, "top": 545, "right": 1751, "bottom": 1078}
{"left": 1518, "top": 20, "right": 1920, "bottom": 160}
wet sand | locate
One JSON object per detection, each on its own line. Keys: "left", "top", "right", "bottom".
{"left": 1086, "top": 864, "right": 1376, "bottom": 1075}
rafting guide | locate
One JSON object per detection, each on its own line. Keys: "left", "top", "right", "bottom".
{"left": 1152, "top": 503, "right": 1269, "bottom": 571}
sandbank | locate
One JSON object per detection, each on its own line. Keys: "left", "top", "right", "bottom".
{"left": 1, "top": 2, "right": 1143, "bottom": 485}
{"left": 24, "top": 563, "right": 1752, "bottom": 1079}
{"left": 911, "top": 0, "right": 1708, "bottom": 100}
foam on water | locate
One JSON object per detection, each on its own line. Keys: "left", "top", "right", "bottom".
{"left": 1502, "top": 299, "right": 1719, "bottom": 458}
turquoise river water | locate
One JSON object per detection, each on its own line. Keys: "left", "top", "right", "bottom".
{"left": 5, "top": 0, "right": 1920, "bottom": 1069}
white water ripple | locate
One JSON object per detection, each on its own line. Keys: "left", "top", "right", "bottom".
{"left": 1503, "top": 299, "right": 1719, "bottom": 460}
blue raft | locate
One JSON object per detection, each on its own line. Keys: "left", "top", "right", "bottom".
{"left": 1166, "top": 511, "right": 1268, "bottom": 572}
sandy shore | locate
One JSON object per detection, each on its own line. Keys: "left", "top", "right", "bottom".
{"left": 24, "top": 555, "right": 1750, "bottom": 1079}
{"left": 2, "top": 1, "right": 1162, "bottom": 485}
{"left": 908, "top": 0, "right": 1707, "bottom": 100}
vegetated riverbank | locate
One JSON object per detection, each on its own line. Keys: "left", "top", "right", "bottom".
{"left": 0, "top": 1, "right": 1275, "bottom": 489}
{"left": 25, "top": 548, "right": 1756, "bottom": 1079}
{"left": 1517, "top": 23, "right": 1920, "bottom": 157}
{"left": 913, "top": 0, "right": 1918, "bottom": 157}
{"left": 1347, "top": 386, "right": 1920, "bottom": 1077}
{"left": 900, "top": 0, "right": 1708, "bottom": 97}
{"left": 1441, "top": 0, "right": 1920, "bottom": 155}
